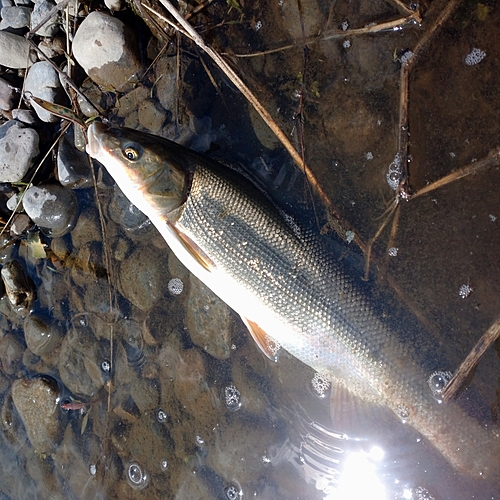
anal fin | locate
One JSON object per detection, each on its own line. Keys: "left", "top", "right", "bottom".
{"left": 241, "top": 317, "right": 280, "bottom": 361}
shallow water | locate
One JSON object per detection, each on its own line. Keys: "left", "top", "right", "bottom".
{"left": 1, "top": 0, "right": 500, "bottom": 498}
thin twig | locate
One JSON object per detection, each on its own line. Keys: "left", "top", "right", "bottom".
{"left": 441, "top": 318, "right": 500, "bottom": 403}
{"left": 410, "top": 147, "right": 500, "bottom": 199}
{"left": 229, "top": 14, "right": 421, "bottom": 58}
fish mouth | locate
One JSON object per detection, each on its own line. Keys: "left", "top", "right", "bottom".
{"left": 86, "top": 121, "right": 108, "bottom": 158}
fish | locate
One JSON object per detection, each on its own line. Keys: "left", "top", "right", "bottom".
{"left": 86, "top": 121, "right": 500, "bottom": 482}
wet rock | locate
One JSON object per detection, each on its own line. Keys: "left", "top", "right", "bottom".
{"left": 153, "top": 54, "right": 177, "bottom": 113}
{"left": 186, "top": 274, "right": 233, "bottom": 360}
{"left": 0, "top": 233, "right": 14, "bottom": 263}
{"left": 24, "top": 313, "right": 63, "bottom": 356}
{"left": 38, "top": 36, "right": 65, "bottom": 59}
{"left": 76, "top": 78, "right": 110, "bottom": 119}
{"left": 0, "top": 31, "right": 35, "bottom": 68}
{"left": 0, "top": 333, "right": 24, "bottom": 375}
{"left": 70, "top": 241, "right": 105, "bottom": 288}
{"left": 24, "top": 61, "right": 65, "bottom": 123}
{"left": 1, "top": 5, "right": 31, "bottom": 28}
{"left": 50, "top": 236, "right": 70, "bottom": 262}
{"left": 118, "top": 244, "right": 169, "bottom": 311}
{"left": 206, "top": 417, "right": 279, "bottom": 486}
{"left": 84, "top": 279, "right": 110, "bottom": 315}
{"left": 1, "top": 259, "right": 35, "bottom": 316}
{"left": 112, "top": 411, "right": 174, "bottom": 494}
{"left": 72, "top": 11, "right": 142, "bottom": 92}
{"left": 108, "top": 184, "right": 150, "bottom": 233}
{"left": 10, "top": 213, "right": 31, "bottom": 236}
{"left": 11, "top": 377, "right": 62, "bottom": 454}
{"left": 57, "top": 128, "right": 92, "bottom": 188}
{"left": 138, "top": 98, "right": 168, "bottom": 134}
{"left": 0, "top": 77, "right": 17, "bottom": 110}
{"left": 52, "top": 426, "right": 101, "bottom": 499}
{"left": 0, "top": 120, "right": 39, "bottom": 182}
{"left": 11, "top": 108, "right": 37, "bottom": 124}
{"left": 104, "top": 0, "right": 122, "bottom": 12}
{"left": 23, "top": 184, "right": 79, "bottom": 237}
{"left": 130, "top": 377, "right": 160, "bottom": 413}
{"left": 70, "top": 207, "right": 102, "bottom": 248}
{"left": 30, "top": 0, "right": 59, "bottom": 36}
{"left": 58, "top": 324, "right": 105, "bottom": 397}
{"left": 116, "top": 84, "right": 149, "bottom": 117}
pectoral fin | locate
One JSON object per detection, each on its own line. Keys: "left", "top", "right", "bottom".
{"left": 241, "top": 317, "right": 280, "bottom": 361}
{"left": 171, "top": 225, "right": 215, "bottom": 272}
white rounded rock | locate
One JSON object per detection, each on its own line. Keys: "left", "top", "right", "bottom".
{"left": 0, "top": 121, "right": 39, "bottom": 182}
{"left": 0, "top": 31, "right": 36, "bottom": 68}
{"left": 24, "top": 61, "right": 64, "bottom": 122}
{"left": 72, "top": 11, "right": 142, "bottom": 91}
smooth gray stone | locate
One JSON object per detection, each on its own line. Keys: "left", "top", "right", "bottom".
{"left": 0, "top": 31, "right": 35, "bottom": 68}
{"left": 0, "top": 76, "right": 16, "bottom": 110}
{"left": 0, "top": 120, "right": 39, "bottom": 182}
{"left": 0, "top": 5, "right": 31, "bottom": 28}
{"left": 24, "top": 61, "right": 64, "bottom": 122}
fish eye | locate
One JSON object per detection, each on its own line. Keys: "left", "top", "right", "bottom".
{"left": 124, "top": 146, "right": 140, "bottom": 161}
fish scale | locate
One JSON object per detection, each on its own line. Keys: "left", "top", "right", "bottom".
{"left": 86, "top": 122, "right": 500, "bottom": 483}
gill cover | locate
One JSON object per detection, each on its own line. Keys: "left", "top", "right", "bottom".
{"left": 87, "top": 122, "right": 194, "bottom": 217}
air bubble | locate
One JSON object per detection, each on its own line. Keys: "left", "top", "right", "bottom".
{"left": 342, "top": 39, "right": 351, "bottom": 49}
{"left": 167, "top": 278, "right": 183, "bottom": 295}
{"left": 345, "top": 230, "right": 355, "bottom": 243}
{"left": 386, "top": 153, "right": 402, "bottom": 190}
{"left": 396, "top": 404, "right": 410, "bottom": 423}
{"left": 388, "top": 247, "right": 398, "bottom": 257}
{"left": 414, "top": 486, "right": 435, "bottom": 500}
{"left": 160, "top": 459, "right": 168, "bottom": 471}
{"left": 465, "top": 47, "right": 486, "bottom": 66}
{"left": 427, "top": 371, "right": 452, "bottom": 398}
{"left": 101, "top": 360, "right": 110, "bottom": 372}
{"left": 311, "top": 372, "right": 331, "bottom": 397}
{"left": 156, "top": 408, "right": 167, "bottom": 423}
{"left": 195, "top": 435, "right": 204, "bottom": 446}
{"left": 341, "top": 20, "right": 349, "bottom": 31}
{"left": 225, "top": 484, "right": 242, "bottom": 500}
{"left": 127, "top": 462, "right": 149, "bottom": 490}
{"left": 224, "top": 385, "right": 241, "bottom": 411}
{"left": 458, "top": 283, "right": 473, "bottom": 299}
{"left": 89, "top": 464, "right": 96, "bottom": 476}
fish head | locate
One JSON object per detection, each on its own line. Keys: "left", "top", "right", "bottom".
{"left": 86, "top": 122, "right": 192, "bottom": 218}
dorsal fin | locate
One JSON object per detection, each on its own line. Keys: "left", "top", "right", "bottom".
{"left": 241, "top": 317, "right": 280, "bottom": 361}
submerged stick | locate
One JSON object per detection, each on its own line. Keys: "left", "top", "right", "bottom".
{"left": 441, "top": 318, "right": 500, "bottom": 403}
{"left": 411, "top": 147, "right": 500, "bottom": 199}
